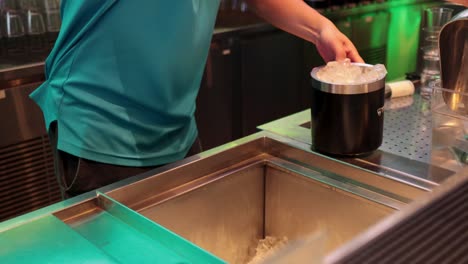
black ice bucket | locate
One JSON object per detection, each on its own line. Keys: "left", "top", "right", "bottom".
{"left": 310, "top": 63, "right": 386, "bottom": 156}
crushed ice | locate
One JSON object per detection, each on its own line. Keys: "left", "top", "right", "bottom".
{"left": 247, "top": 236, "right": 289, "bottom": 264}
{"left": 315, "top": 59, "right": 387, "bottom": 85}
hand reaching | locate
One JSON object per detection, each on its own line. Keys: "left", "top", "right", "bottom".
{"left": 246, "top": 0, "right": 365, "bottom": 63}
{"left": 315, "top": 21, "right": 364, "bottom": 63}
{"left": 446, "top": 0, "right": 467, "bottom": 6}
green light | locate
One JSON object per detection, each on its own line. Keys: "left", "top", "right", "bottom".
{"left": 386, "top": 5, "right": 423, "bottom": 81}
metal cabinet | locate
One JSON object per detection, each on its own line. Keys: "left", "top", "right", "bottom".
{"left": 239, "top": 31, "right": 305, "bottom": 136}
{"left": 196, "top": 30, "right": 307, "bottom": 148}
{"left": 0, "top": 82, "right": 60, "bottom": 221}
{"left": 195, "top": 38, "right": 241, "bottom": 151}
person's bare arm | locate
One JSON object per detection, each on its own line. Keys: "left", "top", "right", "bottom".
{"left": 446, "top": 0, "right": 467, "bottom": 6}
{"left": 246, "top": 0, "right": 364, "bottom": 63}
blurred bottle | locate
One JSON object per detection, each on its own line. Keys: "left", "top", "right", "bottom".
{"left": 418, "top": 7, "right": 453, "bottom": 99}
{"left": 18, "top": 0, "right": 41, "bottom": 10}
{"left": 42, "top": 0, "right": 61, "bottom": 50}
{"left": 219, "top": 0, "right": 230, "bottom": 11}
{"left": 329, "top": 0, "right": 347, "bottom": 10}
{"left": 347, "top": 0, "right": 361, "bottom": 8}
{"left": 25, "top": 9, "right": 48, "bottom": 60}
{"left": 304, "top": 0, "right": 330, "bottom": 11}
{"left": 230, "top": 0, "right": 249, "bottom": 12}
{"left": 0, "top": 0, "right": 19, "bottom": 10}
{"left": 2, "top": 9, "right": 28, "bottom": 60}
{"left": 43, "top": 0, "right": 59, "bottom": 11}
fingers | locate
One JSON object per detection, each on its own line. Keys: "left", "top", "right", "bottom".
{"left": 317, "top": 44, "right": 335, "bottom": 63}
{"left": 345, "top": 40, "right": 364, "bottom": 63}
{"left": 333, "top": 42, "right": 363, "bottom": 63}
{"left": 347, "top": 48, "right": 364, "bottom": 63}
{"left": 334, "top": 51, "right": 347, "bottom": 62}
{"left": 341, "top": 36, "right": 364, "bottom": 63}
{"left": 317, "top": 30, "right": 365, "bottom": 63}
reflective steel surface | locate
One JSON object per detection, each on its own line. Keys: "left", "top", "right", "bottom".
{"left": 127, "top": 158, "right": 398, "bottom": 263}
{"left": 1, "top": 193, "right": 226, "bottom": 264}
{"left": 259, "top": 94, "right": 455, "bottom": 186}
{"left": 325, "top": 166, "right": 468, "bottom": 264}
{"left": 102, "top": 134, "right": 427, "bottom": 263}
{"left": 1, "top": 132, "right": 434, "bottom": 263}
{"left": 439, "top": 16, "right": 468, "bottom": 115}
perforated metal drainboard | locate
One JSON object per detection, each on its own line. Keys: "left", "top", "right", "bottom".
{"left": 300, "top": 95, "right": 432, "bottom": 163}
{"left": 381, "top": 95, "right": 432, "bottom": 163}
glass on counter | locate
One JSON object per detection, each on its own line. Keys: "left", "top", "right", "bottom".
{"left": 420, "top": 46, "right": 440, "bottom": 99}
{"left": 431, "top": 82, "right": 468, "bottom": 172}
{"left": 0, "top": 0, "right": 61, "bottom": 64}
{"left": 418, "top": 6, "right": 453, "bottom": 100}
{"left": 1, "top": 10, "right": 28, "bottom": 59}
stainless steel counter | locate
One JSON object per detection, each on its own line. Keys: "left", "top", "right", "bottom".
{"left": 259, "top": 93, "right": 457, "bottom": 188}
{"left": 0, "top": 132, "right": 430, "bottom": 263}
{"left": 1, "top": 128, "right": 466, "bottom": 263}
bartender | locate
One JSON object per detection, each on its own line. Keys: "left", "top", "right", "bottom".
{"left": 30, "top": 0, "right": 364, "bottom": 198}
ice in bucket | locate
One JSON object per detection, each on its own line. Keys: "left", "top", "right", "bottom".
{"left": 309, "top": 60, "right": 387, "bottom": 156}
{"left": 315, "top": 59, "right": 387, "bottom": 85}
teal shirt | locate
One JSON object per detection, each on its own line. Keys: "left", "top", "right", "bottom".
{"left": 30, "top": 0, "right": 220, "bottom": 166}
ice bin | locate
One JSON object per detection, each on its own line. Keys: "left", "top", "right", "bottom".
{"left": 105, "top": 136, "right": 426, "bottom": 264}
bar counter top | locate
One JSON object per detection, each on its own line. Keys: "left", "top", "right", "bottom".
{"left": 259, "top": 92, "right": 465, "bottom": 191}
